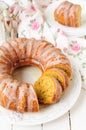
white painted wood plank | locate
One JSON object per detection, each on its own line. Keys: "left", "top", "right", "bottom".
{"left": 0, "top": 119, "right": 11, "bottom": 130}
{"left": 43, "top": 113, "right": 69, "bottom": 130}
{"left": 13, "top": 124, "right": 41, "bottom": 130}
{"left": 0, "top": 124, "right": 11, "bottom": 130}
{"left": 70, "top": 89, "right": 86, "bottom": 130}
{"left": 0, "top": 113, "right": 41, "bottom": 130}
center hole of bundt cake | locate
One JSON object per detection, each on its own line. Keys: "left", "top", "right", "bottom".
{"left": 13, "top": 66, "right": 42, "bottom": 84}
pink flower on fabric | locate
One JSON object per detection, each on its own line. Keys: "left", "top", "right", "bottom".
{"left": 61, "top": 31, "right": 66, "bottom": 36}
{"left": 41, "top": 5, "right": 48, "bottom": 9}
{"left": 41, "top": 36, "right": 45, "bottom": 40}
{"left": 71, "top": 44, "right": 81, "bottom": 52}
{"left": 31, "top": 21, "right": 40, "bottom": 31}
{"left": 10, "top": 6, "right": 15, "bottom": 13}
{"left": 30, "top": 5, "right": 36, "bottom": 11}
{"left": 57, "top": 29, "right": 66, "bottom": 36}
{"left": 63, "top": 47, "right": 68, "bottom": 51}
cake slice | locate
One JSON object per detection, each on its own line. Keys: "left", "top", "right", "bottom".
{"left": 54, "top": 1, "right": 82, "bottom": 27}
{"left": 43, "top": 68, "right": 69, "bottom": 92}
{"left": 34, "top": 75, "right": 62, "bottom": 104}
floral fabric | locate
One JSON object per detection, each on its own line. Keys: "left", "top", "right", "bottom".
{"left": 65, "top": 38, "right": 86, "bottom": 89}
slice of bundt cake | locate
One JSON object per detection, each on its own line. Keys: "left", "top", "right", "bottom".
{"left": 0, "top": 78, "right": 39, "bottom": 112}
{"left": 34, "top": 75, "right": 62, "bottom": 104}
{"left": 54, "top": 1, "right": 82, "bottom": 27}
{"left": 43, "top": 68, "right": 69, "bottom": 92}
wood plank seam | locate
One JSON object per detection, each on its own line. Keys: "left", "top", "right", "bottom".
{"left": 11, "top": 124, "right": 13, "bottom": 130}
{"left": 68, "top": 111, "right": 72, "bottom": 130}
{"left": 41, "top": 123, "right": 43, "bottom": 130}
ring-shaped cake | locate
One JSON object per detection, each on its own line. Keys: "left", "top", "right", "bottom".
{"left": 0, "top": 38, "right": 71, "bottom": 112}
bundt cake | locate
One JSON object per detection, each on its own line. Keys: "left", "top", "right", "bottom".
{"left": 34, "top": 75, "right": 62, "bottom": 104}
{"left": 54, "top": 1, "right": 82, "bottom": 27}
{"left": 0, "top": 38, "right": 72, "bottom": 112}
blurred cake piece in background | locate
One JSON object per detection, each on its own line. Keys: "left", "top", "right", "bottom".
{"left": 54, "top": 1, "right": 82, "bottom": 27}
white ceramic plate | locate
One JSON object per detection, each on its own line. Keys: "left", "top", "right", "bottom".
{"left": 0, "top": 57, "right": 81, "bottom": 126}
{"left": 44, "top": 0, "right": 86, "bottom": 36}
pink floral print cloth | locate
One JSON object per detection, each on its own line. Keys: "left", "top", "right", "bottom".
{"left": 9, "top": 0, "right": 59, "bottom": 42}
{"left": 53, "top": 28, "right": 86, "bottom": 89}
{"left": 64, "top": 37, "right": 86, "bottom": 89}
